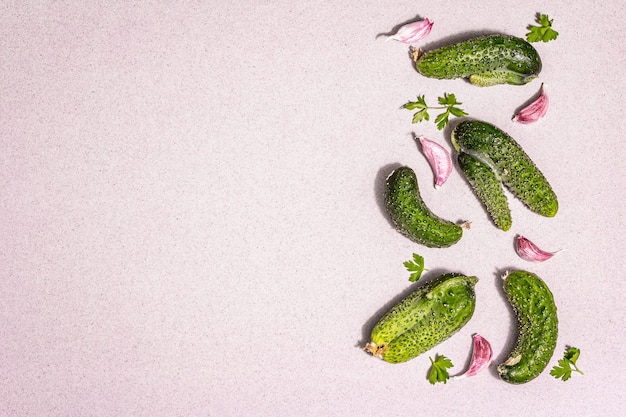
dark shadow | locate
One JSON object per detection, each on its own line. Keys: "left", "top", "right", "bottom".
{"left": 416, "top": 29, "right": 510, "bottom": 53}
{"left": 512, "top": 234, "right": 521, "bottom": 253}
{"left": 442, "top": 116, "right": 464, "bottom": 149}
{"left": 356, "top": 267, "right": 451, "bottom": 350}
{"left": 443, "top": 116, "right": 477, "bottom": 215}
{"left": 512, "top": 83, "right": 544, "bottom": 116}
{"left": 488, "top": 267, "right": 520, "bottom": 379}
{"left": 450, "top": 333, "right": 477, "bottom": 378}
{"left": 409, "top": 132, "right": 428, "bottom": 172}
{"left": 374, "top": 163, "right": 403, "bottom": 229}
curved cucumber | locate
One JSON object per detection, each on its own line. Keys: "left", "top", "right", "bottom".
{"left": 498, "top": 270, "right": 558, "bottom": 384}
{"left": 452, "top": 120, "right": 558, "bottom": 218}
{"left": 365, "top": 273, "right": 478, "bottom": 364}
{"left": 413, "top": 35, "right": 542, "bottom": 86}
{"left": 457, "top": 151, "right": 512, "bottom": 231}
{"left": 385, "top": 166, "right": 463, "bottom": 248}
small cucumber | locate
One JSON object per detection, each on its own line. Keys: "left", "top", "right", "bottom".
{"left": 457, "top": 151, "right": 512, "bottom": 231}
{"left": 452, "top": 120, "right": 558, "bottom": 218}
{"left": 365, "top": 273, "right": 478, "bottom": 364}
{"left": 413, "top": 34, "right": 542, "bottom": 86}
{"left": 498, "top": 270, "right": 558, "bottom": 384}
{"left": 385, "top": 166, "right": 463, "bottom": 248}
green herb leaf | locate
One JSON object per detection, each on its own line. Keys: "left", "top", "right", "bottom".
{"left": 449, "top": 106, "right": 469, "bottom": 118}
{"left": 403, "top": 253, "right": 427, "bottom": 282}
{"left": 428, "top": 355, "right": 453, "bottom": 385}
{"left": 550, "top": 346, "right": 583, "bottom": 381}
{"left": 434, "top": 111, "right": 450, "bottom": 131}
{"left": 403, "top": 93, "right": 467, "bottom": 129}
{"left": 437, "top": 93, "right": 457, "bottom": 106}
{"left": 436, "top": 93, "right": 466, "bottom": 130}
{"left": 412, "top": 108, "right": 430, "bottom": 124}
{"left": 526, "top": 14, "right": 559, "bottom": 43}
{"left": 402, "top": 95, "right": 429, "bottom": 110}
{"left": 564, "top": 346, "right": 581, "bottom": 363}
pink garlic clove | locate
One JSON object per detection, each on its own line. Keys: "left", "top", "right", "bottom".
{"left": 419, "top": 136, "right": 452, "bottom": 188}
{"left": 455, "top": 334, "right": 493, "bottom": 379}
{"left": 387, "top": 18, "right": 433, "bottom": 44}
{"left": 512, "top": 84, "right": 549, "bottom": 123}
{"left": 515, "top": 235, "right": 557, "bottom": 262}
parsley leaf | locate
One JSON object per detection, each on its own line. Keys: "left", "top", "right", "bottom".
{"left": 550, "top": 346, "right": 584, "bottom": 381}
{"left": 437, "top": 93, "right": 460, "bottom": 107}
{"left": 403, "top": 253, "right": 427, "bottom": 282}
{"left": 412, "top": 108, "right": 430, "bottom": 123}
{"left": 434, "top": 112, "right": 450, "bottom": 131}
{"left": 428, "top": 355, "right": 453, "bottom": 385}
{"left": 526, "top": 14, "right": 559, "bottom": 43}
{"left": 403, "top": 93, "right": 467, "bottom": 130}
{"left": 402, "top": 95, "right": 428, "bottom": 111}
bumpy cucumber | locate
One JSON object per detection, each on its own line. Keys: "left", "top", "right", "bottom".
{"left": 457, "top": 151, "right": 512, "bottom": 231}
{"left": 365, "top": 273, "right": 478, "bottom": 364}
{"left": 498, "top": 270, "right": 558, "bottom": 384}
{"left": 385, "top": 166, "right": 463, "bottom": 248}
{"left": 452, "top": 120, "right": 558, "bottom": 218}
{"left": 413, "top": 34, "right": 542, "bottom": 86}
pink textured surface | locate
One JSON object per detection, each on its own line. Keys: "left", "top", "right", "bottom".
{"left": 1, "top": 1, "right": 625, "bottom": 416}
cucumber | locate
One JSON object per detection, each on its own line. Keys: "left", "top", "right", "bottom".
{"left": 457, "top": 151, "right": 512, "bottom": 231}
{"left": 413, "top": 34, "right": 542, "bottom": 86}
{"left": 498, "top": 270, "right": 558, "bottom": 384}
{"left": 452, "top": 120, "right": 558, "bottom": 218}
{"left": 365, "top": 273, "right": 478, "bottom": 364}
{"left": 385, "top": 166, "right": 463, "bottom": 248}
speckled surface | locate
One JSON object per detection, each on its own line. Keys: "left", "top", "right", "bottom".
{"left": 1, "top": 1, "right": 625, "bottom": 416}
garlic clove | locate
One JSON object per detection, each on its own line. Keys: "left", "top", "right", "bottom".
{"left": 512, "top": 84, "right": 549, "bottom": 123}
{"left": 515, "top": 235, "right": 557, "bottom": 262}
{"left": 387, "top": 18, "right": 433, "bottom": 44}
{"left": 419, "top": 136, "right": 452, "bottom": 188}
{"left": 455, "top": 334, "right": 493, "bottom": 379}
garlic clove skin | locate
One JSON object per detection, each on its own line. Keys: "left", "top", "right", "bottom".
{"left": 387, "top": 18, "right": 433, "bottom": 44}
{"left": 515, "top": 235, "right": 556, "bottom": 262}
{"left": 455, "top": 334, "right": 493, "bottom": 379}
{"left": 419, "top": 136, "right": 452, "bottom": 188}
{"left": 512, "top": 84, "right": 549, "bottom": 124}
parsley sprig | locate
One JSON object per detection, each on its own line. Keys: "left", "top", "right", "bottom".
{"left": 526, "top": 14, "right": 559, "bottom": 43}
{"left": 550, "top": 346, "right": 584, "bottom": 381}
{"left": 404, "top": 253, "right": 427, "bottom": 282}
{"left": 428, "top": 355, "right": 454, "bottom": 385}
{"left": 403, "top": 94, "right": 468, "bottom": 130}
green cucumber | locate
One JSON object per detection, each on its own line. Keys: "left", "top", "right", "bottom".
{"left": 385, "top": 166, "right": 463, "bottom": 248}
{"left": 365, "top": 273, "right": 478, "bottom": 364}
{"left": 452, "top": 120, "right": 558, "bottom": 218}
{"left": 413, "top": 34, "right": 542, "bottom": 86}
{"left": 498, "top": 270, "right": 558, "bottom": 384}
{"left": 457, "top": 151, "right": 512, "bottom": 231}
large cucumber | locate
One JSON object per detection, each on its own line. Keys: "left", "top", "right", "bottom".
{"left": 498, "top": 270, "right": 558, "bottom": 384}
{"left": 413, "top": 34, "right": 542, "bottom": 86}
{"left": 365, "top": 273, "right": 478, "bottom": 364}
{"left": 385, "top": 166, "right": 463, "bottom": 248}
{"left": 452, "top": 120, "right": 558, "bottom": 220}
